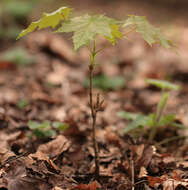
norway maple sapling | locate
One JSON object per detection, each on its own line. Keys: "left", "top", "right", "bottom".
{"left": 17, "top": 6, "right": 173, "bottom": 179}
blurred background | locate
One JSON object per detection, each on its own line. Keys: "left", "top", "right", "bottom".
{"left": 0, "top": 0, "right": 188, "bottom": 44}
{"left": 0, "top": 0, "right": 188, "bottom": 127}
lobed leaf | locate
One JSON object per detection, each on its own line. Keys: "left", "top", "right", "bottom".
{"left": 145, "top": 79, "right": 180, "bottom": 90}
{"left": 122, "top": 15, "right": 173, "bottom": 49}
{"left": 17, "top": 7, "right": 70, "bottom": 39}
{"left": 56, "top": 14, "right": 123, "bottom": 50}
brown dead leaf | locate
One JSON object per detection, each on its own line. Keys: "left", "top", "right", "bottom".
{"left": 147, "top": 175, "right": 167, "bottom": 188}
{"left": 0, "top": 132, "right": 23, "bottom": 165}
{"left": 71, "top": 181, "right": 100, "bottom": 190}
{"left": 171, "top": 170, "right": 182, "bottom": 181}
{"left": 37, "top": 135, "right": 71, "bottom": 158}
{"left": 3, "top": 160, "right": 41, "bottom": 190}
{"left": 138, "top": 166, "right": 147, "bottom": 178}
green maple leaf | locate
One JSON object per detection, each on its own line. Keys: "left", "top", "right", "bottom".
{"left": 122, "top": 15, "right": 172, "bottom": 49}
{"left": 17, "top": 7, "right": 70, "bottom": 39}
{"left": 56, "top": 14, "right": 123, "bottom": 50}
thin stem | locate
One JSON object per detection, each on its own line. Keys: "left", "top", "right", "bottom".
{"left": 89, "top": 41, "right": 100, "bottom": 179}
{"left": 155, "top": 135, "right": 188, "bottom": 147}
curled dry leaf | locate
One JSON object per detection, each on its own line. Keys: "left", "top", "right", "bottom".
{"left": 37, "top": 135, "right": 71, "bottom": 158}
{"left": 3, "top": 160, "right": 41, "bottom": 190}
{"left": 147, "top": 175, "right": 167, "bottom": 188}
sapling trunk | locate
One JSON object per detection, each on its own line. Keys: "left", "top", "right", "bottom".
{"left": 88, "top": 43, "right": 103, "bottom": 179}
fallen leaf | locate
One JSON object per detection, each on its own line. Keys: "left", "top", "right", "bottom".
{"left": 38, "top": 135, "right": 71, "bottom": 158}
{"left": 71, "top": 181, "right": 100, "bottom": 190}
{"left": 147, "top": 175, "right": 166, "bottom": 188}
{"left": 3, "top": 160, "right": 41, "bottom": 190}
{"left": 138, "top": 166, "right": 147, "bottom": 178}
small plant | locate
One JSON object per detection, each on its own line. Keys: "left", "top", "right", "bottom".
{"left": 1, "top": 47, "right": 35, "bottom": 66}
{"left": 118, "top": 79, "right": 182, "bottom": 142}
{"left": 17, "top": 6, "right": 173, "bottom": 179}
{"left": 28, "top": 120, "right": 69, "bottom": 139}
{"left": 17, "top": 99, "right": 29, "bottom": 109}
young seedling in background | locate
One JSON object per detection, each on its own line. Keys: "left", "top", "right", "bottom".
{"left": 17, "top": 6, "right": 172, "bottom": 179}
{"left": 118, "top": 79, "right": 182, "bottom": 142}
{"left": 28, "top": 120, "right": 69, "bottom": 139}
{"left": 146, "top": 79, "right": 180, "bottom": 141}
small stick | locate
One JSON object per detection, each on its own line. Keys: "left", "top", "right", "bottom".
{"left": 131, "top": 159, "right": 135, "bottom": 190}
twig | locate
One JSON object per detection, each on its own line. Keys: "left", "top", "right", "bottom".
{"left": 155, "top": 135, "right": 188, "bottom": 147}
{"left": 131, "top": 159, "right": 135, "bottom": 190}
{"left": 0, "top": 152, "right": 29, "bottom": 169}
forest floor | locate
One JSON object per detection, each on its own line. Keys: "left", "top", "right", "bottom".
{"left": 0, "top": 0, "right": 188, "bottom": 189}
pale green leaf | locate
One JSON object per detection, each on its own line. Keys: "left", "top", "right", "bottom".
{"left": 145, "top": 79, "right": 180, "bottom": 90}
{"left": 122, "top": 15, "right": 172, "bottom": 49}
{"left": 52, "top": 122, "right": 69, "bottom": 131}
{"left": 56, "top": 14, "right": 122, "bottom": 50}
{"left": 17, "top": 7, "right": 70, "bottom": 39}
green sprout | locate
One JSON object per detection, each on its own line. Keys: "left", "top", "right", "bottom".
{"left": 17, "top": 6, "right": 173, "bottom": 179}
{"left": 118, "top": 79, "right": 182, "bottom": 142}
{"left": 17, "top": 99, "right": 29, "bottom": 109}
{"left": 28, "top": 120, "right": 69, "bottom": 139}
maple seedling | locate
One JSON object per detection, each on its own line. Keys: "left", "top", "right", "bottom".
{"left": 118, "top": 79, "right": 182, "bottom": 142}
{"left": 145, "top": 79, "right": 180, "bottom": 142}
{"left": 17, "top": 6, "right": 173, "bottom": 179}
{"left": 28, "top": 120, "right": 69, "bottom": 139}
